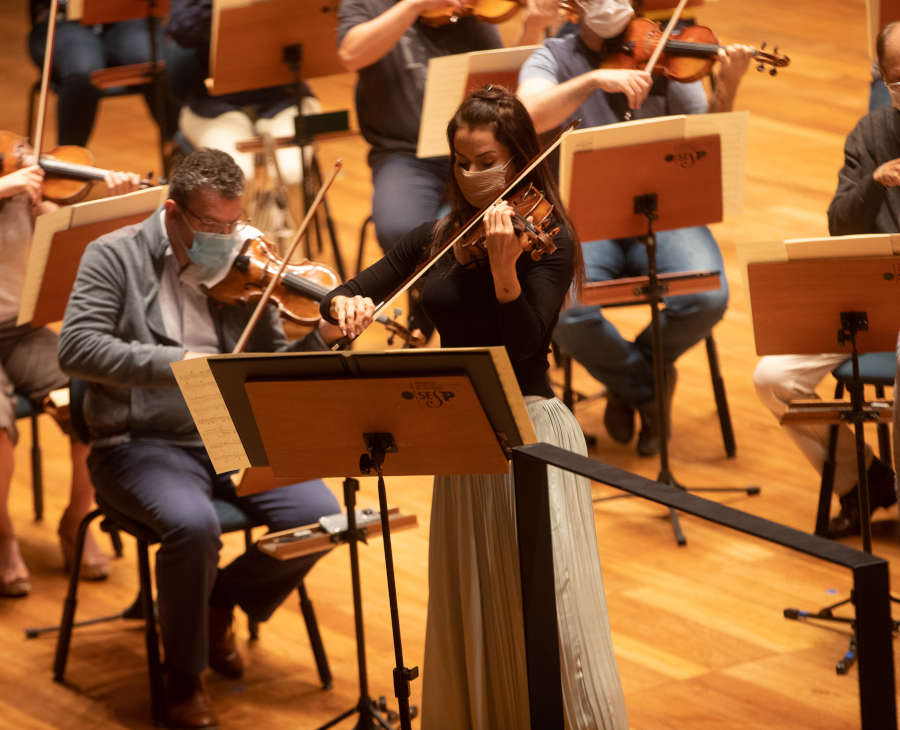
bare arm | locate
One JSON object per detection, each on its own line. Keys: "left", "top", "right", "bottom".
{"left": 707, "top": 44, "right": 753, "bottom": 113}
{"left": 518, "top": 68, "right": 652, "bottom": 134}
{"left": 338, "top": 0, "right": 463, "bottom": 71}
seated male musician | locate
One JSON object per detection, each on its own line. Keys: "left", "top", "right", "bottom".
{"left": 517, "top": 0, "right": 753, "bottom": 456}
{"left": 754, "top": 21, "right": 900, "bottom": 538}
{"left": 58, "top": 148, "right": 342, "bottom": 728}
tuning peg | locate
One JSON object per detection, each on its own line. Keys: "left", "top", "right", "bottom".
{"left": 769, "top": 68, "right": 777, "bottom": 76}
{"left": 761, "top": 41, "right": 768, "bottom": 50}
{"left": 757, "top": 63, "right": 765, "bottom": 73}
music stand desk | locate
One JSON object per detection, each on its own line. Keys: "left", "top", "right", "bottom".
{"left": 173, "top": 346, "right": 567, "bottom": 729}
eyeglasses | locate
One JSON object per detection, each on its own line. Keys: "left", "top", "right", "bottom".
{"left": 179, "top": 203, "right": 248, "bottom": 234}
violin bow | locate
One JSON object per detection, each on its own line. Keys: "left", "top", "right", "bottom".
{"left": 644, "top": 0, "right": 690, "bottom": 72}
{"left": 232, "top": 159, "right": 343, "bottom": 354}
{"left": 366, "top": 118, "right": 580, "bottom": 326}
{"left": 32, "top": 0, "right": 61, "bottom": 161}
{"left": 623, "top": 0, "right": 689, "bottom": 121}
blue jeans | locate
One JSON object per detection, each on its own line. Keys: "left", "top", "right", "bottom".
{"left": 371, "top": 152, "right": 450, "bottom": 251}
{"left": 370, "top": 152, "right": 449, "bottom": 333}
{"left": 554, "top": 226, "right": 728, "bottom": 406}
{"left": 29, "top": 19, "right": 176, "bottom": 146}
{"left": 88, "top": 442, "right": 339, "bottom": 676}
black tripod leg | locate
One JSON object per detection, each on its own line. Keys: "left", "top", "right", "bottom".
{"left": 836, "top": 631, "right": 857, "bottom": 675}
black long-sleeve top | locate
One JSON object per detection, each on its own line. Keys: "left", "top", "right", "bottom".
{"left": 320, "top": 220, "right": 576, "bottom": 398}
{"left": 828, "top": 105, "right": 900, "bottom": 236}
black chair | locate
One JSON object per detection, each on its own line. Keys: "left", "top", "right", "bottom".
{"left": 556, "top": 330, "right": 736, "bottom": 457}
{"left": 49, "top": 380, "right": 332, "bottom": 726}
{"left": 13, "top": 391, "right": 44, "bottom": 521}
{"left": 814, "top": 351, "right": 894, "bottom": 537}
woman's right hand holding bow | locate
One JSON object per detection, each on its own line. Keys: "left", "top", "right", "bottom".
{"left": 330, "top": 295, "right": 376, "bottom": 338}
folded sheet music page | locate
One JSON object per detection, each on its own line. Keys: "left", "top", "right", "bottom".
{"left": 417, "top": 46, "right": 540, "bottom": 159}
{"left": 559, "top": 111, "right": 748, "bottom": 220}
{"left": 171, "top": 356, "right": 251, "bottom": 474}
{"left": 18, "top": 186, "right": 167, "bottom": 326}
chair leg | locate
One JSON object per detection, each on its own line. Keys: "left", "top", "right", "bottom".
{"left": 875, "top": 384, "right": 892, "bottom": 464}
{"left": 54, "top": 508, "right": 103, "bottom": 681}
{"left": 356, "top": 215, "right": 372, "bottom": 276}
{"left": 137, "top": 540, "right": 166, "bottom": 727}
{"left": 242, "top": 528, "right": 260, "bottom": 640}
{"left": 815, "top": 381, "right": 844, "bottom": 537}
{"left": 30, "top": 413, "right": 43, "bottom": 521}
{"left": 298, "top": 581, "right": 332, "bottom": 689}
{"left": 705, "top": 333, "right": 736, "bottom": 458}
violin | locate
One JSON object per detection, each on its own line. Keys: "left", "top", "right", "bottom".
{"left": 455, "top": 183, "right": 559, "bottom": 267}
{"left": 206, "top": 234, "right": 426, "bottom": 346}
{"left": 419, "top": 0, "right": 523, "bottom": 27}
{"left": 603, "top": 17, "right": 790, "bottom": 83}
{"left": 419, "top": 0, "right": 580, "bottom": 27}
{"left": 0, "top": 130, "right": 153, "bottom": 205}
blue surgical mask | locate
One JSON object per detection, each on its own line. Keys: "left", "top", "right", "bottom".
{"left": 186, "top": 229, "right": 240, "bottom": 270}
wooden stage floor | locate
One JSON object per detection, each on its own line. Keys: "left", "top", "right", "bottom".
{"left": 1, "top": 0, "right": 898, "bottom": 727}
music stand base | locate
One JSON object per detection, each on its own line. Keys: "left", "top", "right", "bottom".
{"left": 593, "top": 194, "right": 760, "bottom": 546}
{"left": 318, "top": 476, "right": 415, "bottom": 730}
{"left": 782, "top": 313, "right": 900, "bottom": 674}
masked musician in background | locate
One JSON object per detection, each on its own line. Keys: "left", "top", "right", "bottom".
{"left": 517, "top": 0, "right": 752, "bottom": 456}
{"left": 754, "top": 21, "right": 900, "bottom": 538}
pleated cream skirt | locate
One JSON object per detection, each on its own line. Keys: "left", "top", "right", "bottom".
{"left": 420, "top": 396, "right": 628, "bottom": 730}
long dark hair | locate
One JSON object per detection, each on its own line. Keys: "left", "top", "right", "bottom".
{"left": 431, "top": 85, "right": 584, "bottom": 293}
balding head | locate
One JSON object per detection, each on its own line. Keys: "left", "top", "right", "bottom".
{"left": 878, "top": 22, "right": 900, "bottom": 84}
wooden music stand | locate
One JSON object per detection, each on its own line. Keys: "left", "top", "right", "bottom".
{"left": 17, "top": 187, "right": 168, "bottom": 327}
{"left": 558, "top": 112, "right": 754, "bottom": 545}
{"left": 172, "top": 347, "right": 566, "bottom": 729}
{"left": 744, "top": 240, "right": 900, "bottom": 673}
{"left": 66, "top": 0, "right": 171, "bottom": 175}
{"left": 206, "top": 0, "right": 350, "bottom": 276}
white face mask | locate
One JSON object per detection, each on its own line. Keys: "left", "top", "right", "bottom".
{"left": 582, "top": 0, "right": 634, "bottom": 39}
{"left": 454, "top": 158, "right": 512, "bottom": 209}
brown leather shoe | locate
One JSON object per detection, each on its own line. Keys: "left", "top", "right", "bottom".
{"left": 209, "top": 605, "right": 244, "bottom": 679}
{"left": 166, "top": 672, "right": 217, "bottom": 729}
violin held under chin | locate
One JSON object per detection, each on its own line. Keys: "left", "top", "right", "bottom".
{"left": 0, "top": 130, "right": 151, "bottom": 206}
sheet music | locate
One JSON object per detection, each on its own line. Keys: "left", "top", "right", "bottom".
{"left": 18, "top": 186, "right": 167, "bottom": 326}
{"left": 417, "top": 46, "right": 540, "bottom": 159}
{"left": 18, "top": 206, "right": 72, "bottom": 327}
{"left": 785, "top": 233, "right": 898, "bottom": 259}
{"left": 171, "top": 357, "right": 250, "bottom": 473}
{"left": 868, "top": 0, "right": 900, "bottom": 57}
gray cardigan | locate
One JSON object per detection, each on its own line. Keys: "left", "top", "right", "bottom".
{"left": 828, "top": 105, "right": 900, "bottom": 236}
{"left": 59, "top": 209, "right": 328, "bottom": 445}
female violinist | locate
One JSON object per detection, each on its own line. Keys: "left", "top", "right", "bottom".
{"left": 336, "top": 0, "right": 559, "bottom": 340}
{"left": 321, "top": 86, "right": 629, "bottom": 729}
{"left": 0, "top": 158, "right": 140, "bottom": 596}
